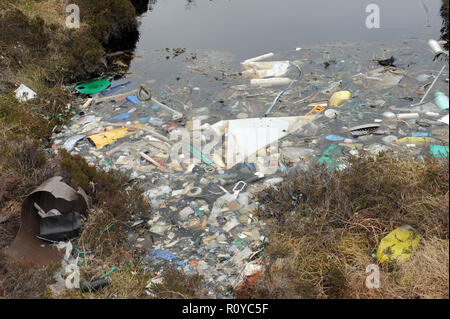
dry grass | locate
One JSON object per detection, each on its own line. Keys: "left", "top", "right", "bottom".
{"left": 3, "top": 0, "right": 68, "bottom": 28}
{"left": 148, "top": 268, "right": 208, "bottom": 299}
{"left": 0, "top": 252, "right": 59, "bottom": 299}
{"left": 239, "top": 154, "right": 449, "bottom": 299}
{"left": 343, "top": 237, "right": 449, "bottom": 299}
{"left": 61, "top": 257, "right": 151, "bottom": 299}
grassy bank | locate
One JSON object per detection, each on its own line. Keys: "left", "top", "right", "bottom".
{"left": 0, "top": 0, "right": 149, "bottom": 299}
{"left": 237, "top": 154, "right": 449, "bottom": 299}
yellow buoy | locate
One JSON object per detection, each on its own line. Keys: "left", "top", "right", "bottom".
{"left": 376, "top": 225, "right": 421, "bottom": 264}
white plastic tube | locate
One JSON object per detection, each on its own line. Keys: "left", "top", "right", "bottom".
{"left": 397, "top": 113, "right": 419, "bottom": 120}
{"left": 243, "top": 52, "right": 274, "bottom": 63}
{"left": 250, "top": 78, "right": 292, "bottom": 87}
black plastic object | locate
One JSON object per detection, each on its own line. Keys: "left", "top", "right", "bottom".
{"left": 80, "top": 278, "right": 111, "bottom": 292}
{"left": 377, "top": 56, "right": 396, "bottom": 67}
{"left": 39, "top": 212, "right": 81, "bottom": 241}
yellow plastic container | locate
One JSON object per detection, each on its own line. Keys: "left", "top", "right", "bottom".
{"left": 329, "top": 91, "right": 351, "bottom": 107}
{"left": 88, "top": 128, "right": 136, "bottom": 149}
{"left": 376, "top": 225, "right": 421, "bottom": 264}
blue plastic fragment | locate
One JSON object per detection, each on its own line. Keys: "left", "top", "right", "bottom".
{"left": 243, "top": 162, "right": 255, "bottom": 173}
{"left": 411, "top": 132, "right": 429, "bottom": 137}
{"left": 102, "top": 81, "right": 132, "bottom": 96}
{"left": 151, "top": 105, "right": 160, "bottom": 110}
{"left": 110, "top": 113, "right": 130, "bottom": 121}
{"left": 139, "top": 117, "right": 149, "bottom": 124}
{"left": 151, "top": 249, "right": 177, "bottom": 261}
{"left": 325, "top": 134, "right": 345, "bottom": 141}
{"left": 126, "top": 95, "right": 141, "bottom": 105}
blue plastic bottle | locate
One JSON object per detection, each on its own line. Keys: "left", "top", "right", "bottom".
{"left": 435, "top": 91, "right": 449, "bottom": 110}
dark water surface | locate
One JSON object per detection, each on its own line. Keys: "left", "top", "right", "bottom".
{"left": 122, "top": 0, "right": 446, "bottom": 103}
{"left": 132, "top": 0, "right": 443, "bottom": 59}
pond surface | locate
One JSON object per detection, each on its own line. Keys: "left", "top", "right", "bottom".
{"left": 132, "top": 0, "right": 444, "bottom": 59}
{"left": 126, "top": 0, "right": 447, "bottom": 88}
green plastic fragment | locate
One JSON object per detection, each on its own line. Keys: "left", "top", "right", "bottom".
{"left": 430, "top": 145, "right": 449, "bottom": 158}
{"left": 194, "top": 208, "right": 204, "bottom": 217}
{"left": 322, "top": 144, "right": 340, "bottom": 156}
{"left": 186, "top": 145, "right": 214, "bottom": 165}
{"left": 318, "top": 144, "right": 341, "bottom": 168}
{"left": 100, "top": 219, "right": 118, "bottom": 235}
{"left": 75, "top": 80, "right": 110, "bottom": 95}
{"left": 100, "top": 267, "right": 117, "bottom": 279}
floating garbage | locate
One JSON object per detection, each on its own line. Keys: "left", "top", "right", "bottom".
{"left": 88, "top": 128, "right": 136, "bottom": 149}
{"left": 397, "top": 113, "right": 420, "bottom": 120}
{"left": 348, "top": 123, "right": 381, "bottom": 137}
{"left": 328, "top": 90, "right": 351, "bottom": 107}
{"left": 324, "top": 109, "right": 339, "bottom": 119}
{"left": 376, "top": 56, "right": 396, "bottom": 67}
{"left": 126, "top": 95, "right": 141, "bottom": 105}
{"left": 62, "top": 135, "right": 85, "bottom": 152}
{"left": 250, "top": 77, "right": 292, "bottom": 87}
{"left": 434, "top": 91, "right": 449, "bottom": 110}
{"left": 242, "top": 61, "right": 290, "bottom": 78}
{"left": 438, "top": 114, "right": 449, "bottom": 125}
{"left": 210, "top": 116, "right": 314, "bottom": 168}
{"left": 102, "top": 81, "right": 132, "bottom": 96}
{"left": 110, "top": 113, "right": 131, "bottom": 121}
{"left": 326, "top": 134, "right": 345, "bottom": 141}
{"left": 243, "top": 52, "right": 274, "bottom": 63}
{"left": 75, "top": 79, "right": 110, "bottom": 95}
{"left": 355, "top": 67, "right": 405, "bottom": 89}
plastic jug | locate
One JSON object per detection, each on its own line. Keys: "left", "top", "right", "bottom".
{"left": 328, "top": 91, "right": 351, "bottom": 107}
{"left": 434, "top": 91, "right": 449, "bottom": 110}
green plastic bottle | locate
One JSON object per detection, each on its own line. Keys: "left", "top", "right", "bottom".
{"left": 434, "top": 91, "right": 449, "bottom": 110}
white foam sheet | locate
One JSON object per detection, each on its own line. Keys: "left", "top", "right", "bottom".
{"left": 211, "top": 116, "right": 314, "bottom": 168}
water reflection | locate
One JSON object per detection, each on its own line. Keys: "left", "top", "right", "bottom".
{"left": 131, "top": 0, "right": 152, "bottom": 15}
{"left": 440, "top": 0, "right": 449, "bottom": 50}
{"left": 133, "top": 0, "right": 444, "bottom": 58}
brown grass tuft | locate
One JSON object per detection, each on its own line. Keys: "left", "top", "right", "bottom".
{"left": 246, "top": 154, "right": 449, "bottom": 299}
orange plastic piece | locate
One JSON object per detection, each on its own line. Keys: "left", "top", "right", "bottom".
{"left": 305, "top": 105, "right": 325, "bottom": 116}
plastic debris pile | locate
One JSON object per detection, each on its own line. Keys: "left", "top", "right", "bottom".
{"left": 50, "top": 40, "right": 449, "bottom": 297}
